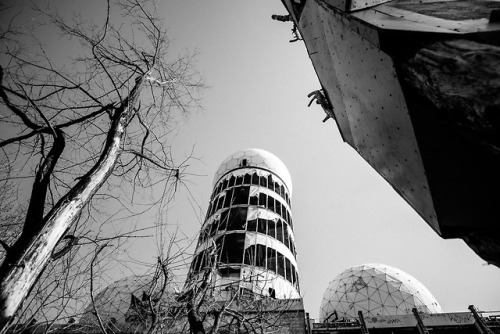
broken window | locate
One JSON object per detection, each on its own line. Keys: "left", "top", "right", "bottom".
{"left": 252, "top": 173, "right": 259, "bottom": 185}
{"left": 257, "top": 218, "right": 267, "bottom": 234}
{"left": 276, "top": 220, "right": 284, "bottom": 243}
{"left": 259, "top": 193, "right": 266, "bottom": 207}
{"left": 244, "top": 173, "right": 251, "bottom": 184}
{"left": 229, "top": 175, "right": 236, "bottom": 188}
{"left": 227, "top": 207, "right": 247, "bottom": 231}
{"left": 219, "top": 233, "right": 245, "bottom": 264}
{"left": 216, "top": 195, "right": 224, "bottom": 211}
{"left": 224, "top": 188, "right": 233, "bottom": 208}
{"left": 274, "top": 200, "right": 281, "bottom": 216}
{"left": 267, "top": 175, "right": 273, "bottom": 190}
{"left": 256, "top": 244, "right": 266, "bottom": 268}
{"left": 285, "top": 258, "right": 292, "bottom": 284}
{"left": 267, "top": 220, "right": 276, "bottom": 239}
{"left": 244, "top": 245, "right": 256, "bottom": 265}
{"left": 277, "top": 252, "right": 285, "bottom": 277}
{"left": 259, "top": 176, "right": 267, "bottom": 187}
{"left": 232, "top": 186, "right": 249, "bottom": 205}
{"left": 218, "top": 210, "right": 229, "bottom": 231}
{"left": 284, "top": 224, "right": 290, "bottom": 249}
{"left": 235, "top": 175, "right": 243, "bottom": 186}
{"left": 267, "top": 247, "right": 277, "bottom": 273}
{"left": 247, "top": 219, "right": 257, "bottom": 232}
{"left": 249, "top": 194, "right": 258, "bottom": 206}
{"left": 267, "top": 195, "right": 275, "bottom": 212}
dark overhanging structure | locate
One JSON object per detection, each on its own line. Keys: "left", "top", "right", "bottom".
{"left": 277, "top": 0, "right": 500, "bottom": 267}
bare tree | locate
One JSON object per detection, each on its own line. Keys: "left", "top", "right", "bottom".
{"left": 0, "top": 1, "right": 204, "bottom": 331}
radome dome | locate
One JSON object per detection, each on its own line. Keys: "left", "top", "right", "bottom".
{"left": 319, "top": 263, "right": 442, "bottom": 321}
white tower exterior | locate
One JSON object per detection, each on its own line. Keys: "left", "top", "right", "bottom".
{"left": 187, "top": 149, "right": 300, "bottom": 300}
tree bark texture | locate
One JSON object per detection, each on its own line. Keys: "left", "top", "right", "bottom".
{"left": 0, "top": 76, "right": 145, "bottom": 332}
{"left": 399, "top": 39, "right": 500, "bottom": 154}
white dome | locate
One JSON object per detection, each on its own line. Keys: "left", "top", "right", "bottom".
{"left": 213, "top": 148, "right": 292, "bottom": 195}
{"left": 319, "top": 264, "right": 442, "bottom": 321}
{"left": 80, "top": 275, "right": 175, "bottom": 326}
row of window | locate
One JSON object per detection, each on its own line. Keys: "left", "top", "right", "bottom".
{"left": 199, "top": 207, "right": 296, "bottom": 256}
{"left": 191, "top": 233, "right": 299, "bottom": 288}
{"left": 206, "top": 186, "right": 293, "bottom": 229}
{"left": 212, "top": 172, "right": 291, "bottom": 207}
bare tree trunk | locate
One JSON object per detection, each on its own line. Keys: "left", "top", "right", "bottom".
{"left": 0, "top": 76, "right": 145, "bottom": 333}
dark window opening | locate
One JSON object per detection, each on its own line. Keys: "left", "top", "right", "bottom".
{"left": 280, "top": 185, "right": 285, "bottom": 198}
{"left": 227, "top": 207, "right": 247, "bottom": 231}
{"left": 222, "top": 179, "right": 229, "bottom": 191}
{"left": 235, "top": 175, "right": 243, "bottom": 186}
{"left": 267, "top": 196, "right": 275, "bottom": 212}
{"left": 276, "top": 202, "right": 282, "bottom": 217}
{"left": 224, "top": 189, "right": 233, "bottom": 208}
{"left": 244, "top": 245, "right": 255, "bottom": 265}
{"left": 284, "top": 225, "right": 290, "bottom": 249}
{"left": 219, "top": 267, "right": 241, "bottom": 277}
{"left": 216, "top": 195, "right": 224, "bottom": 211}
{"left": 267, "top": 220, "right": 276, "bottom": 239}
{"left": 218, "top": 210, "right": 229, "bottom": 231}
{"left": 257, "top": 218, "right": 267, "bottom": 234}
{"left": 252, "top": 173, "right": 259, "bottom": 185}
{"left": 229, "top": 176, "right": 236, "bottom": 188}
{"left": 259, "top": 193, "right": 267, "bottom": 207}
{"left": 215, "top": 183, "right": 222, "bottom": 196}
{"left": 274, "top": 181, "right": 280, "bottom": 193}
{"left": 246, "top": 219, "right": 257, "bottom": 232}
{"left": 241, "top": 159, "right": 248, "bottom": 167}
{"left": 232, "top": 186, "right": 249, "bottom": 205}
{"left": 256, "top": 244, "right": 266, "bottom": 268}
{"left": 277, "top": 252, "right": 285, "bottom": 277}
{"left": 285, "top": 258, "right": 292, "bottom": 283}
{"left": 267, "top": 247, "right": 277, "bottom": 273}
{"left": 249, "top": 195, "right": 258, "bottom": 206}
{"left": 219, "top": 233, "right": 245, "bottom": 264}
{"left": 244, "top": 173, "right": 251, "bottom": 184}
{"left": 259, "top": 176, "right": 267, "bottom": 187}
{"left": 267, "top": 175, "right": 273, "bottom": 190}
{"left": 276, "top": 220, "right": 284, "bottom": 243}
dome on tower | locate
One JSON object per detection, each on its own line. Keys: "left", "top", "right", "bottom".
{"left": 319, "top": 264, "right": 442, "bottom": 321}
{"left": 213, "top": 148, "right": 292, "bottom": 195}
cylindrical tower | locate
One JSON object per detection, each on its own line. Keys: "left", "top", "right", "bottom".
{"left": 187, "top": 149, "right": 300, "bottom": 300}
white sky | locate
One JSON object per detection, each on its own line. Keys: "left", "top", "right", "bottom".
{"left": 4, "top": 0, "right": 500, "bottom": 321}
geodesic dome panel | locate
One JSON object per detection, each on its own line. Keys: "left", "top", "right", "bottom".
{"left": 80, "top": 275, "right": 175, "bottom": 325}
{"left": 319, "top": 264, "right": 442, "bottom": 321}
{"left": 213, "top": 148, "right": 292, "bottom": 195}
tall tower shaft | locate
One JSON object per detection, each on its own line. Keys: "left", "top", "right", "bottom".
{"left": 187, "top": 149, "right": 300, "bottom": 300}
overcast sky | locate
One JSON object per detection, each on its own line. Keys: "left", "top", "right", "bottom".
{"left": 4, "top": 0, "right": 500, "bottom": 321}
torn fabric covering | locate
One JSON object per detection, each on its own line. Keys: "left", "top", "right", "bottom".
{"left": 244, "top": 233, "right": 298, "bottom": 268}
{"left": 247, "top": 206, "right": 280, "bottom": 221}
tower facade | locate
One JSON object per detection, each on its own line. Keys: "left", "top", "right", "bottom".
{"left": 187, "top": 148, "right": 300, "bottom": 300}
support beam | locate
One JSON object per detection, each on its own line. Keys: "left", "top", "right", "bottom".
{"left": 412, "top": 308, "right": 429, "bottom": 334}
